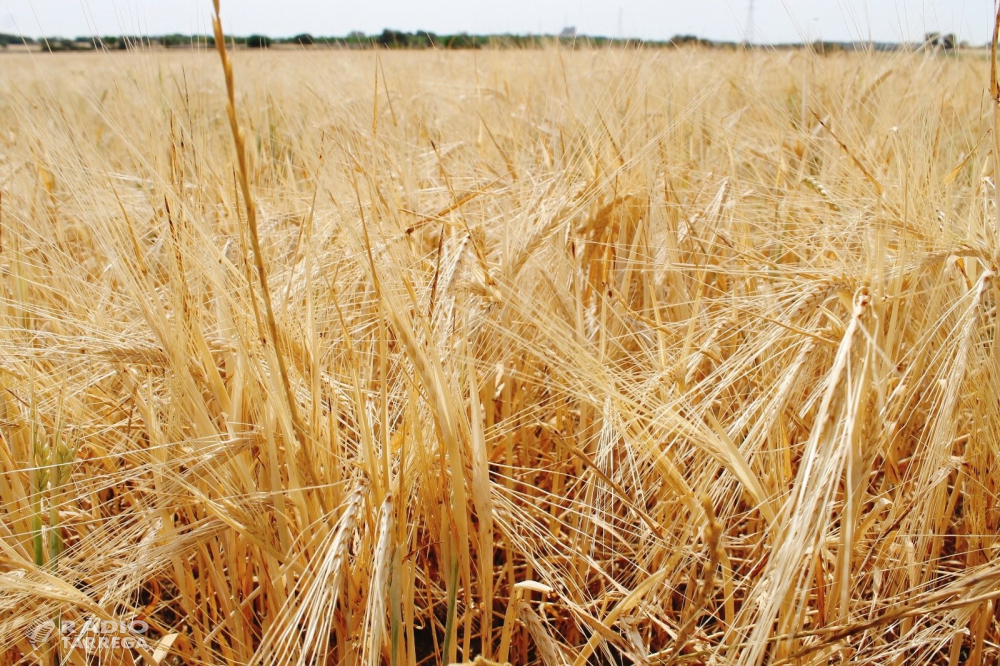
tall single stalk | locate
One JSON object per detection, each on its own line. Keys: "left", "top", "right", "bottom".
{"left": 211, "top": 0, "right": 305, "bottom": 445}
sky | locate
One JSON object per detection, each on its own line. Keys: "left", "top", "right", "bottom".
{"left": 1, "top": 0, "right": 996, "bottom": 45}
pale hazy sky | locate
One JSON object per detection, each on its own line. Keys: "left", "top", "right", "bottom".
{"left": 1, "top": 0, "right": 995, "bottom": 44}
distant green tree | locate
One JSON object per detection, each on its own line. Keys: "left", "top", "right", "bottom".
{"left": 117, "top": 35, "right": 152, "bottom": 50}
{"left": 444, "top": 33, "right": 474, "bottom": 49}
{"left": 0, "top": 33, "right": 33, "bottom": 47}
{"left": 292, "top": 33, "right": 315, "bottom": 45}
{"left": 670, "top": 35, "right": 703, "bottom": 46}
{"left": 414, "top": 30, "right": 437, "bottom": 48}
{"left": 45, "top": 38, "right": 76, "bottom": 52}
{"left": 344, "top": 31, "right": 367, "bottom": 48}
{"left": 246, "top": 34, "right": 272, "bottom": 48}
{"left": 159, "top": 34, "right": 187, "bottom": 47}
{"left": 376, "top": 29, "right": 409, "bottom": 48}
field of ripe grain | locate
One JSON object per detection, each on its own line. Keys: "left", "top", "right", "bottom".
{"left": 0, "top": 41, "right": 998, "bottom": 665}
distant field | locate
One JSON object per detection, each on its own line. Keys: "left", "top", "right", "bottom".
{"left": 0, "top": 46, "right": 998, "bottom": 665}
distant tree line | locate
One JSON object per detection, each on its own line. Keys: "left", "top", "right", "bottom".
{"left": 0, "top": 30, "right": 725, "bottom": 51}
{"left": 0, "top": 30, "right": 984, "bottom": 52}
{"left": 0, "top": 31, "right": 729, "bottom": 51}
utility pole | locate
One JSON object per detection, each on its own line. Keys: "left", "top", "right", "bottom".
{"left": 745, "top": 0, "right": 756, "bottom": 45}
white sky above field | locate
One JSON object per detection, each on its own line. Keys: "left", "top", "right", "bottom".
{"left": 1, "top": 0, "right": 995, "bottom": 45}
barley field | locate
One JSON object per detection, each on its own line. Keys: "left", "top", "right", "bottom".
{"left": 0, "top": 28, "right": 999, "bottom": 666}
